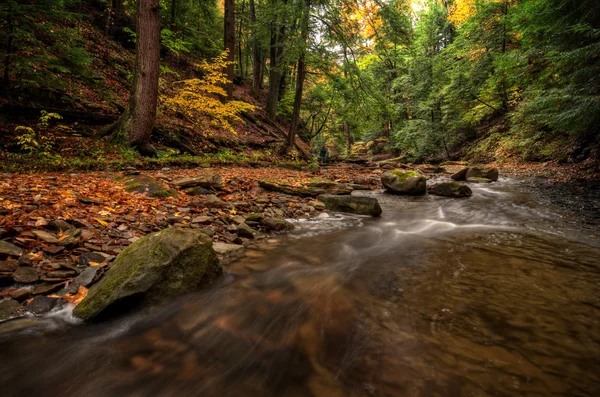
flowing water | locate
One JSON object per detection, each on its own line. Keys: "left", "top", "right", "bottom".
{"left": 1, "top": 179, "right": 599, "bottom": 397}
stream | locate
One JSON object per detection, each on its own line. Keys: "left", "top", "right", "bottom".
{"left": 0, "top": 178, "right": 599, "bottom": 397}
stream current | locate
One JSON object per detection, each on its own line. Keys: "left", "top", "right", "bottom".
{"left": 0, "top": 178, "right": 599, "bottom": 397}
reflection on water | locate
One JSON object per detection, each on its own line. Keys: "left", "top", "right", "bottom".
{"left": 1, "top": 180, "right": 599, "bottom": 397}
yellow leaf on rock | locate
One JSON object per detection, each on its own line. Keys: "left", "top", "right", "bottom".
{"left": 64, "top": 286, "right": 88, "bottom": 305}
{"left": 95, "top": 218, "right": 109, "bottom": 227}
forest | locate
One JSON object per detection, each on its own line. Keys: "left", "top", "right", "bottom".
{"left": 0, "top": 0, "right": 598, "bottom": 168}
{"left": 1, "top": 1, "right": 600, "bottom": 395}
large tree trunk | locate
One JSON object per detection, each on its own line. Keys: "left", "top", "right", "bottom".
{"left": 110, "top": 0, "right": 161, "bottom": 156}
{"left": 224, "top": 0, "right": 235, "bottom": 99}
{"left": 3, "top": 7, "right": 14, "bottom": 106}
{"left": 266, "top": 23, "right": 286, "bottom": 118}
{"left": 287, "top": 0, "right": 310, "bottom": 149}
{"left": 249, "top": 0, "right": 261, "bottom": 96}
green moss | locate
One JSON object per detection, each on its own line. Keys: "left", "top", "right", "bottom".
{"left": 391, "top": 170, "right": 418, "bottom": 181}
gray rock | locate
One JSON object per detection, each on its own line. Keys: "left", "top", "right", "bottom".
{"left": 73, "top": 227, "right": 221, "bottom": 322}
{"left": 261, "top": 218, "right": 295, "bottom": 232}
{"left": 78, "top": 252, "right": 107, "bottom": 266}
{"left": 27, "top": 296, "right": 64, "bottom": 315}
{"left": 0, "top": 299, "right": 26, "bottom": 322}
{"left": 0, "top": 259, "right": 18, "bottom": 273}
{"left": 172, "top": 174, "right": 223, "bottom": 189}
{"left": 183, "top": 187, "right": 211, "bottom": 196}
{"left": 212, "top": 242, "right": 245, "bottom": 256}
{"left": 309, "top": 200, "right": 326, "bottom": 210}
{"left": 428, "top": 182, "right": 473, "bottom": 198}
{"left": 452, "top": 166, "right": 499, "bottom": 182}
{"left": 318, "top": 194, "right": 382, "bottom": 217}
{"left": 191, "top": 216, "right": 213, "bottom": 224}
{"left": 203, "top": 195, "right": 234, "bottom": 209}
{"left": 12, "top": 267, "right": 39, "bottom": 283}
{"left": 467, "top": 177, "right": 493, "bottom": 183}
{"left": 124, "top": 174, "right": 177, "bottom": 198}
{"left": 237, "top": 223, "right": 255, "bottom": 239}
{"left": 381, "top": 170, "right": 427, "bottom": 195}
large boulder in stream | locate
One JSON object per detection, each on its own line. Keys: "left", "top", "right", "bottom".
{"left": 318, "top": 194, "right": 382, "bottom": 217}
{"left": 428, "top": 182, "right": 472, "bottom": 198}
{"left": 258, "top": 178, "right": 353, "bottom": 197}
{"left": 452, "top": 166, "right": 498, "bottom": 182}
{"left": 73, "top": 227, "right": 221, "bottom": 322}
{"left": 381, "top": 169, "right": 427, "bottom": 195}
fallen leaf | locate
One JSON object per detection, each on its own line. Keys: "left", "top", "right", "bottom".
{"left": 63, "top": 286, "right": 88, "bottom": 305}
{"left": 95, "top": 218, "right": 109, "bottom": 227}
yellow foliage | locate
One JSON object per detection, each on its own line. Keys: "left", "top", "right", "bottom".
{"left": 448, "top": 0, "right": 476, "bottom": 26}
{"left": 161, "top": 51, "right": 255, "bottom": 133}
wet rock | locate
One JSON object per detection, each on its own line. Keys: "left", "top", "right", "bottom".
{"left": 261, "top": 218, "right": 295, "bottom": 232}
{"left": 381, "top": 170, "right": 427, "bottom": 195}
{"left": 245, "top": 213, "right": 264, "bottom": 222}
{"left": 57, "top": 228, "right": 81, "bottom": 248}
{"left": 452, "top": 166, "right": 499, "bottom": 182}
{"left": 0, "top": 241, "right": 24, "bottom": 257}
{"left": 237, "top": 223, "right": 255, "bottom": 239}
{"left": 27, "top": 296, "right": 64, "bottom": 315}
{"left": 172, "top": 174, "right": 222, "bottom": 189}
{"left": 46, "top": 270, "right": 76, "bottom": 279}
{"left": 309, "top": 200, "right": 326, "bottom": 210}
{"left": 9, "top": 288, "right": 32, "bottom": 302}
{"left": 467, "top": 177, "right": 493, "bottom": 183}
{"left": 428, "top": 182, "right": 473, "bottom": 198}
{"left": 46, "top": 220, "right": 74, "bottom": 232}
{"left": 213, "top": 242, "right": 245, "bottom": 256}
{"left": 124, "top": 174, "right": 177, "bottom": 198}
{"left": 12, "top": 267, "right": 39, "bottom": 283}
{"left": 73, "top": 227, "right": 221, "bottom": 322}
{"left": 0, "top": 299, "right": 26, "bottom": 322}
{"left": 33, "top": 230, "right": 59, "bottom": 244}
{"left": 32, "top": 283, "right": 62, "bottom": 296}
{"left": 318, "top": 194, "right": 382, "bottom": 217}
{"left": 17, "top": 255, "right": 33, "bottom": 267}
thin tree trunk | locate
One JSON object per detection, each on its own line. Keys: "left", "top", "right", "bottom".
{"left": 111, "top": 0, "right": 161, "bottom": 156}
{"left": 3, "top": 8, "right": 14, "bottom": 106}
{"left": 288, "top": 0, "right": 311, "bottom": 148}
{"left": 249, "top": 0, "right": 261, "bottom": 96}
{"left": 237, "top": 0, "right": 245, "bottom": 77}
{"left": 266, "top": 25, "right": 282, "bottom": 118}
{"left": 171, "top": 0, "right": 176, "bottom": 30}
{"left": 344, "top": 121, "right": 351, "bottom": 154}
{"left": 224, "top": 0, "right": 235, "bottom": 99}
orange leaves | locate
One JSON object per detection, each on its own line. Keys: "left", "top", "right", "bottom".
{"left": 49, "top": 286, "right": 88, "bottom": 305}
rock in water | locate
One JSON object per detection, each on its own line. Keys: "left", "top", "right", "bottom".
{"left": 318, "top": 195, "right": 382, "bottom": 216}
{"left": 380, "top": 170, "right": 427, "bottom": 195}
{"left": 452, "top": 166, "right": 499, "bottom": 181}
{"left": 73, "top": 227, "right": 222, "bottom": 322}
{"left": 467, "top": 177, "right": 493, "bottom": 183}
{"left": 261, "top": 218, "right": 295, "bottom": 232}
{"left": 428, "top": 182, "right": 473, "bottom": 198}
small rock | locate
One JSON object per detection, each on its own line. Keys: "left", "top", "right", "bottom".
{"left": 12, "top": 267, "right": 39, "bottom": 283}
{"left": 78, "top": 252, "right": 107, "bottom": 266}
{"left": 79, "top": 197, "right": 101, "bottom": 205}
{"left": 32, "top": 283, "right": 62, "bottom": 296}
{"left": 27, "top": 296, "right": 64, "bottom": 315}
{"left": 46, "top": 220, "right": 74, "bottom": 232}
{"left": 10, "top": 288, "right": 32, "bottom": 302}
{"left": 43, "top": 245, "right": 65, "bottom": 255}
{"left": 318, "top": 195, "right": 382, "bottom": 217}
{"left": 212, "top": 242, "right": 245, "bottom": 256}
{"left": 58, "top": 228, "right": 81, "bottom": 248}
{"left": 0, "top": 299, "right": 26, "bottom": 322}
{"left": 203, "top": 195, "right": 234, "bottom": 209}
{"left": 237, "top": 223, "right": 255, "bottom": 239}
{"left": 172, "top": 174, "right": 223, "bottom": 189}
{"left": 33, "top": 230, "right": 59, "bottom": 244}
{"left": 0, "top": 259, "right": 18, "bottom": 273}
{"left": 261, "top": 218, "right": 295, "bottom": 232}
{"left": 183, "top": 186, "right": 211, "bottom": 196}
{"left": 17, "top": 255, "right": 33, "bottom": 267}
{"left": 232, "top": 215, "right": 246, "bottom": 225}
{"left": 428, "top": 182, "right": 473, "bottom": 198}
{"left": 46, "top": 270, "right": 76, "bottom": 279}
{"left": 467, "top": 177, "right": 493, "bottom": 183}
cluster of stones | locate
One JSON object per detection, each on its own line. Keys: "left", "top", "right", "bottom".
{"left": 379, "top": 165, "right": 499, "bottom": 198}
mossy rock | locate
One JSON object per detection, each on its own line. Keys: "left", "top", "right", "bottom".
{"left": 467, "top": 177, "right": 493, "bottom": 183}
{"left": 452, "top": 166, "right": 499, "bottom": 182}
{"left": 73, "top": 227, "right": 221, "bottom": 322}
{"left": 124, "top": 174, "right": 177, "bottom": 198}
{"left": 381, "top": 169, "right": 426, "bottom": 195}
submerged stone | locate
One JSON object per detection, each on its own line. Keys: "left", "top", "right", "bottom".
{"left": 318, "top": 194, "right": 382, "bottom": 217}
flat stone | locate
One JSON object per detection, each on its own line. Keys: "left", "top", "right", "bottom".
{"left": 27, "top": 296, "right": 64, "bottom": 315}
{"left": 212, "top": 242, "right": 245, "bottom": 256}
{"left": 12, "top": 267, "right": 39, "bottom": 283}
{"left": 318, "top": 195, "right": 382, "bottom": 217}
{"left": 46, "top": 220, "right": 74, "bottom": 232}
{"left": 261, "top": 218, "right": 295, "bottom": 232}
{"left": 9, "top": 288, "right": 32, "bottom": 301}
{"left": 57, "top": 228, "right": 81, "bottom": 248}
{"left": 0, "top": 259, "right": 18, "bottom": 273}
{"left": 237, "top": 223, "right": 255, "bottom": 239}
{"left": 43, "top": 245, "right": 65, "bottom": 255}
{"left": 32, "top": 283, "right": 62, "bottom": 296}
{"left": 172, "top": 174, "right": 223, "bottom": 189}
{"left": 33, "top": 230, "right": 59, "bottom": 244}
{"left": 0, "top": 241, "right": 24, "bottom": 257}
{"left": 0, "top": 299, "right": 26, "bottom": 322}
{"left": 78, "top": 252, "right": 107, "bottom": 266}
{"left": 191, "top": 216, "right": 213, "bottom": 224}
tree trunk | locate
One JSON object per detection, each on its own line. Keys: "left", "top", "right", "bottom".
{"left": 287, "top": 0, "right": 311, "bottom": 149}
{"left": 237, "top": 0, "right": 245, "bottom": 77}
{"left": 249, "top": 0, "right": 261, "bottom": 96}
{"left": 224, "top": 0, "right": 235, "bottom": 99}
{"left": 266, "top": 24, "right": 283, "bottom": 118}
{"left": 110, "top": 0, "right": 161, "bottom": 156}
{"left": 171, "top": 0, "right": 176, "bottom": 30}
{"left": 3, "top": 8, "right": 14, "bottom": 106}
{"left": 344, "top": 121, "right": 351, "bottom": 154}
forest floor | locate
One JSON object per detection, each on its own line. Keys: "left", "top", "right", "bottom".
{"left": 1, "top": 159, "right": 598, "bottom": 321}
